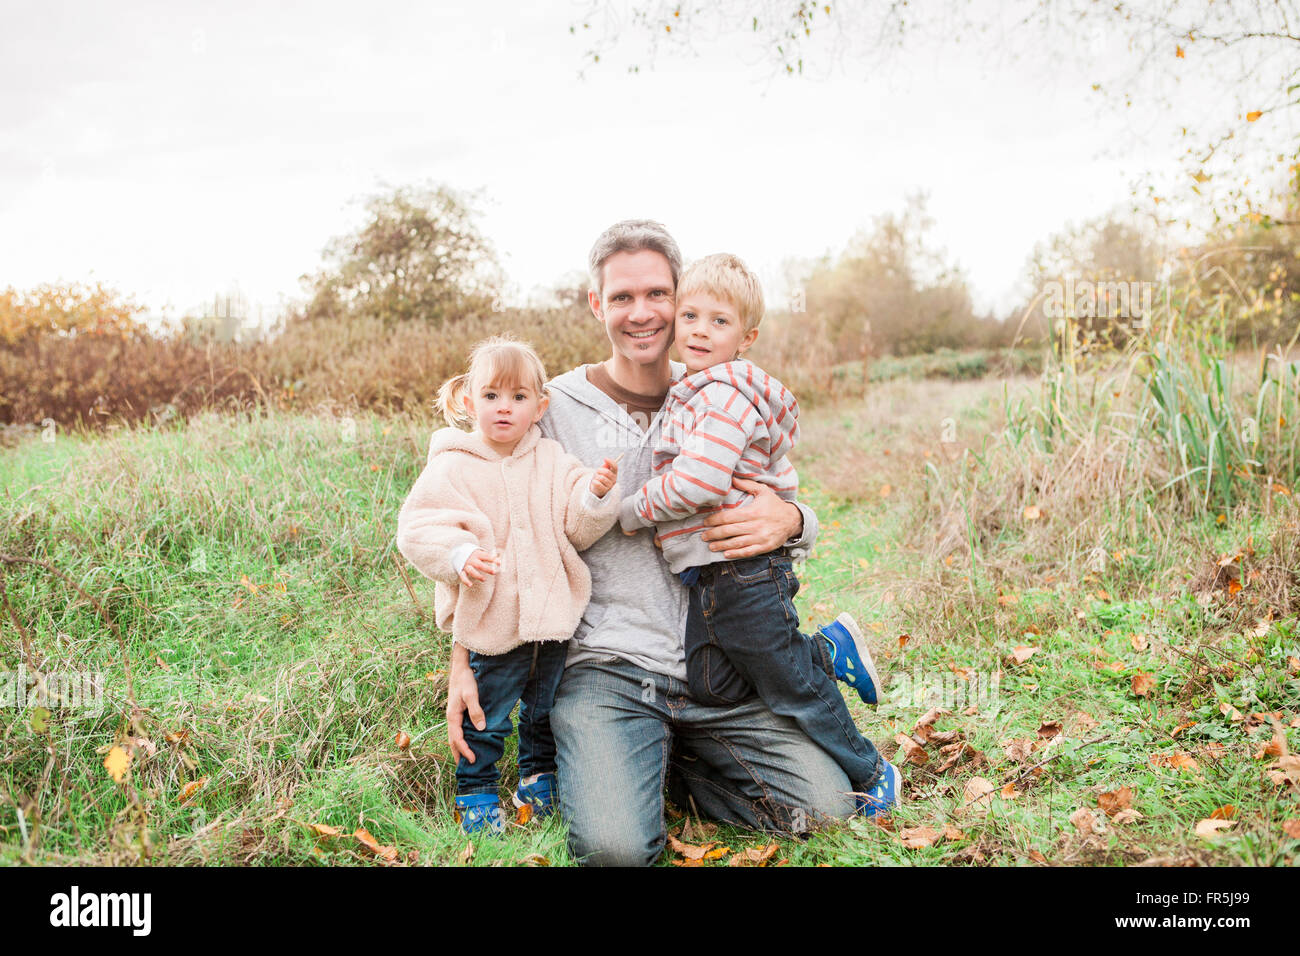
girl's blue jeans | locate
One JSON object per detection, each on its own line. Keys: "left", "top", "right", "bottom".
{"left": 456, "top": 639, "right": 569, "bottom": 795}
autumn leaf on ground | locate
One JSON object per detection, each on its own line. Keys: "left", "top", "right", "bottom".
{"left": 1112, "top": 809, "right": 1144, "bottom": 825}
{"left": 1023, "top": 505, "right": 1041, "bottom": 521}
{"left": 515, "top": 803, "right": 534, "bottom": 825}
{"left": 961, "top": 776, "right": 996, "bottom": 812}
{"left": 913, "top": 707, "right": 952, "bottom": 734}
{"left": 1194, "top": 819, "right": 1237, "bottom": 839}
{"left": 178, "top": 778, "right": 208, "bottom": 804}
{"left": 1282, "top": 820, "right": 1300, "bottom": 840}
{"left": 1097, "top": 786, "right": 1132, "bottom": 818}
{"left": 306, "top": 822, "right": 341, "bottom": 839}
{"left": 395, "top": 731, "right": 411, "bottom": 750}
{"left": 900, "top": 826, "right": 941, "bottom": 849}
{"left": 1009, "top": 645, "right": 1038, "bottom": 665}
{"left": 103, "top": 746, "right": 131, "bottom": 783}
{"left": 354, "top": 827, "right": 398, "bottom": 862}
{"left": 894, "top": 733, "right": 929, "bottom": 766}
{"left": 1002, "top": 739, "right": 1034, "bottom": 764}
{"left": 1130, "top": 633, "right": 1148, "bottom": 652}
{"left": 1131, "top": 672, "right": 1155, "bottom": 698}
{"left": 1037, "top": 721, "right": 1062, "bottom": 740}
{"left": 997, "top": 593, "right": 1020, "bottom": 606}
{"left": 667, "top": 834, "right": 728, "bottom": 862}
{"left": 1209, "top": 805, "right": 1236, "bottom": 820}
{"left": 727, "top": 844, "right": 779, "bottom": 867}
{"left": 459, "top": 841, "right": 474, "bottom": 864}
{"left": 1151, "top": 751, "right": 1200, "bottom": 773}
{"left": 1070, "top": 808, "right": 1100, "bottom": 835}
{"left": 520, "top": 854, "right": 550, "bottom": 866}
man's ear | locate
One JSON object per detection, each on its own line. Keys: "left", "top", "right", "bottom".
{"left": 588, "top": 288, "right": 603, "bottom": 323}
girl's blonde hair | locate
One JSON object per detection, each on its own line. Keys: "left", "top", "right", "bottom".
{"left": 435, "top": 335, "right": 549, "bottom": 429}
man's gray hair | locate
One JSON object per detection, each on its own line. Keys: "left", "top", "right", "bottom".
{"left": 588, "top": 219, "right": 683, "bottom": 300}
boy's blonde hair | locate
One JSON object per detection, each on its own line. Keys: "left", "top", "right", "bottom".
{"left": 677, "top": 253, "right": 765, "bottom": 332}
{"left": 436, "top": 335, "right": 548, "bottom": 430}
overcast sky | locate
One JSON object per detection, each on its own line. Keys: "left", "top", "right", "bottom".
{"left": 0, "top": 1, "right": 1229, "bottom": 325}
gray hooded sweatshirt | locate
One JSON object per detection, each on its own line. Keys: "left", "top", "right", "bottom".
{"left": 540, "top": 362, "right": 820, "bottom": 680}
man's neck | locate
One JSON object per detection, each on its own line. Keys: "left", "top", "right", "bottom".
{"left": 603, "top": 354, "right": 673, "bottom": 396}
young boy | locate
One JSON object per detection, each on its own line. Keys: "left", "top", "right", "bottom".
{"left": 617, "top": 253, "right": 900, "bottom": 814}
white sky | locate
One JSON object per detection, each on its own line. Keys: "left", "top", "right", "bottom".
{"left": 0, "top": 0, "right": 1243, "bottom": 325}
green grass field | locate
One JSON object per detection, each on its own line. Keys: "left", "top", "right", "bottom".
{"left": 2, "top": 373, "right": 1298, "bottom": 866}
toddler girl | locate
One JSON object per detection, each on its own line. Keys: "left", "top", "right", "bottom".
{"left": 396, "top": 335, "right": 620, "bottom": 834}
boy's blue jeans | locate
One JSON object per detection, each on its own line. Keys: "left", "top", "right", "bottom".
{"left": 684, "top": 552, "right": 882, "bottom": 791}
{"left": 456, "top": 639, "right": 569, "bottom": 795}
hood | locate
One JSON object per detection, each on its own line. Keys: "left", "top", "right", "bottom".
{"left": 546, "top": 361, "right": 687, "bottom": 418}
{"left": 669, "top": 359, "right": 799, "bottom": 455}
{"left": 426, "top": 422, "right": 542, "bottom": 463}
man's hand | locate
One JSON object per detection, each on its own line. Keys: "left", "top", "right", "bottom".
{"left": 458, "top": 548, "right": 499, "bottom": 588}
{"left": 590, "top": 456, "right": 620, "bottom": 497}
{"left": 700, "top": 478, "right": 802, "bottom": 559}
{"left": 446, "top": 642, "right": 484, "bottom": 764}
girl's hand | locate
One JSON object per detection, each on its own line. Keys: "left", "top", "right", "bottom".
{"left": 590, "top": 456, "right": 620, "bottom": 498}
{"left": 458, "top": 549, "right": 500, "bottom": 587}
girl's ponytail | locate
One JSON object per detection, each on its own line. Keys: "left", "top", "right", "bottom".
{"left": 435, "top": 372, "right": 474, "bottom": 429}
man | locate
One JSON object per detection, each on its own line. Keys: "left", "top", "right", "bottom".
{"left": 446, "top": 220, "right": 858, "bottom": 866}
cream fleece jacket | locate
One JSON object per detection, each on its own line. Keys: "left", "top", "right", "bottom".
{"left": 395, "top": 423, "right": 619, "bottom": 656}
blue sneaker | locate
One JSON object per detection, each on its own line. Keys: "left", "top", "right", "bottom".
{"left": 512, "top": 772, "right": 558, "bottom": 821}
{"left": 454, "top": 793, "right": 505, "bottom": 835}
{"left": 818, "top": 612, "right": 882, "bottom": 705}
{"left": 856, "top": 760, "right": 901, "bottom": 817}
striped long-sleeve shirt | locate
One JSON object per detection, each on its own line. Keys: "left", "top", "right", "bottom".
{"left": 617, "top": 359, "right": 800, "bottom": 574}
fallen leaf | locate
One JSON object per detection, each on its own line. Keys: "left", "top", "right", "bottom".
{"left": 459, "top": 840, "right": 474, "bottom": 864}
{"left": 667, "top": 834, "right": 724, "bottom": 861}
{"left": 1023, "top": 505, "right": 1041, "bottom": 521}
{"left": 103, "top": 746, "right": 131, "bottom": 783}
{"left": 1171, "top": 720, "right": 1196, "bottom": 738}
{"left": 1010, "top": 645, "right": 1038, "bottom": 665}
{"left": 395, "top": 731, "right": 411, "bottom": 750}
{"left": 997, "top": 593, "right": 1020, "bottom": 606}
{"left": 1151, "top": 751, "right": 1200, "bottom": 772}
{"left": 943, "top": 825, "right": 965, "bottom": 842}
{"left": 1070, "top": 807, "right": 1100, "bottom": 835}
{"left": 178, "top": 778, "right": 207, "bottom": 804}
{"left": 1282, "top": 820, "right": 1300, "bottom": 840}
{"left": 1037, "top": 721, "right": 1063, "bottom": 740}
{"left": 1211, "top": 697, "right": 1242, "bottom": 723}
{"left": 1209, "top": 805, "right": 1236, "bottom": 820}
{"left": 354, "top": 827, "right": 398, "bottom": 862}
{"left": 307, "top": 822, "right": 341, "bottom": 839}
{"left": 1112, "top": 808, "right": 1144, "bottom": 825}
{"left": 727, "top": 844, "right": 778, "bottom": 867}
{"left": 1130, "top": 633, "right": 1148, "bottom": 652}
{"left": 515, "top": 803, "right": 534, "bottom": 825}
{"left": 914, "top": 707, "right": 952, "bottom": 731}
{"left": 1131, "top": 672, "right": 1156, "bottom": 698}
{"left": 1000, "top": 783, "right": 1021, "bottom": 799}
{"left": 520, "top": 853, "right": 550, "bottom": 866}
{"left": 1027, "top": 849, "right": 1048, "bottom": 863}
{"left": 1194, "top": 818, "right": 1236, "bottom": 839}
{"left": 1002, "top": 739, "right": 1034, "bottom": 763}
{"left": 962, "top": 776, "right": 996, "bottom": 809}
{"left": 1097, "top": 787, "right": 1133, "bottom": 817}
{"left": 894, "top": 733, "right": 929, "bottom": 766}
{"left": 1246, "top": 110, "right": 1261, "bottom": 122}
{"left": 897, "top": 634, "right": 910, "bottom": 648}
{"left": 900, "top": 826, "right": 942, "bottom": 849}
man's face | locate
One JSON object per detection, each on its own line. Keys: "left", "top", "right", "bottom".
{"left": 589, "top": 249, "right": 676, "bottom": 368}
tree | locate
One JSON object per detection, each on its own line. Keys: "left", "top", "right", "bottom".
{"left": 800, "top": 193, "right": 985, "bottom": 356}
{"left": 574, "top": 1, "right": 1300, "bottom": 224}
{"left": 298, "top": 182, "right": 502, "bottom": 327}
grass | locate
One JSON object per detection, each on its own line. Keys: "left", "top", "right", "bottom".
{"left": 2, "top": 367, "right": 1298, "bottom": 866}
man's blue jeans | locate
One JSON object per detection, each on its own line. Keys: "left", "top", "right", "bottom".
{"left": 456, "top": 640, "right": 568, "bottom": 795}
{"left": 550, "top": 654, "right": 861, "bottom": 866}
{"left": 684, "top": 553, "right": 882, "bottom": 792}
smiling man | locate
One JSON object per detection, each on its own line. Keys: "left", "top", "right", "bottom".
{"left": 445, "top": 220, "right": 857, "bottom": 865}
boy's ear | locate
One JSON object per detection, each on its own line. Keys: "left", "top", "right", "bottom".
{"left": 738, "top": 326, "right": 759, "bottom": 355}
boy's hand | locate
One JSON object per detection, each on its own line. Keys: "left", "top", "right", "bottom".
{"left": 590, "top": 456, "right": 620, "bottom": 498}
{"left": 458, "top": 549, "right": 500, "bottom": 587}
